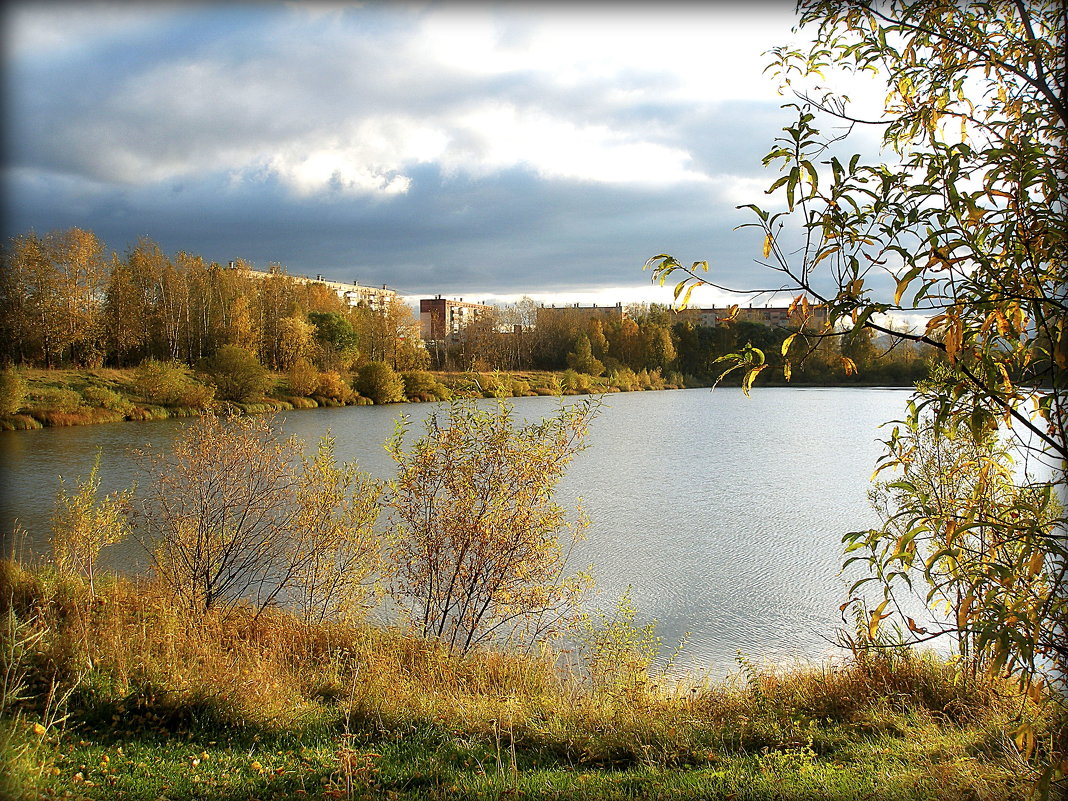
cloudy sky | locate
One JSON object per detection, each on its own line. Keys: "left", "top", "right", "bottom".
{"left": 3, "top": 1, "right": 871, "bottom": 306}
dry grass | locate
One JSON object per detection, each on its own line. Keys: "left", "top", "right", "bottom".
{"left": 1, "top": 559, "right": 1062, "bottom": 800}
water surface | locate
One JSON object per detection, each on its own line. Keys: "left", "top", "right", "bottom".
{"left": 0, "top": 387, "right": 913, "bottom": 674}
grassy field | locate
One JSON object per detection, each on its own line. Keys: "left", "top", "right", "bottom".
{"left": 1, "top": 559, "right": 1061, "bottom": 801}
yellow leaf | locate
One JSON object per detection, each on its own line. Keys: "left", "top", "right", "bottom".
{"left": 812, "top": 245, "right": 840, "bottom": 267}
{"left": 840, "top": 356, "right": 857, "bottom": 376}
{"left": 893, "top": 270, "right": 920, "bottom": 306}
{"left": 32, "top": 722, "right": 46, "bottom": 736}
{"left": 763, "top": 234, "right": 773, "bottom": 259}
{"left": 944, "top": 519, "right": 958, "bottom": 546}
{"left": 783, "top": 361, "right": 792, "bottom": 382}
{"left": 1026, "top": 678, "right": 1045, "bottom": 704}
{"left": 956, "top": 593, "right": 974, "bottom": 630}
{"left": 1027, "top": 549, "right": 1045, "bottom": 576}
{"left": 719, "top": 304, "right": 740, "bottom": 323}
{"left": 925, "top": 314, "right": 947, "bottom": 335}
{"left": 1013, "top": 723, "right": 1035, "bottom": 760}
{"left": 868, "top": 599, "right": 890, "bottom": 640}
{"left": 943, "top": 317, "right": 962, "bottom": 363}
{"left": 996, "top": 362, "right": 1014, "bottom": 396}
{"left": 741, "top": 364, "right": 767, "bottom": 397}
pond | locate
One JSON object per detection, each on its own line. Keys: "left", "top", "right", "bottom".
{"left": 0, "top": 386, "right": 915, "bottom": 675}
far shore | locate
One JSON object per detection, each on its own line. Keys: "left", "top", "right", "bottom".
{"left": 0, "top": 365, "right": 918, "bottom": 432}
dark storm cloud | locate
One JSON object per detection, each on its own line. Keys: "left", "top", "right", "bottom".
{"left": 5, "top": 159, "right": 759, "bottom": 298}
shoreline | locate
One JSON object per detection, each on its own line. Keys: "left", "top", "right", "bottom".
{"left": 0, "top": 366, "right": 918, "bottom": 433}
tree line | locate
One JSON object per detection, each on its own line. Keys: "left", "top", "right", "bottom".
{"left": 0, "top": 227, "right": 936, "bottom": 387}
{"left": 0, "top": 229, "right": 426, "bottom": 374}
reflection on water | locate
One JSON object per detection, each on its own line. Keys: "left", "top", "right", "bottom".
{"left": 0, "top": 387, "right": 914, "bottom": 674}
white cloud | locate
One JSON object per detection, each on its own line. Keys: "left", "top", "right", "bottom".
{"left": 11, "top": 2, "right": 812, "bottom": 198}
{"left": 4, "top": 2, "right": 186, "bottom": 60}
{"left": 436, "top": 103, "right": 708, "bottom": 186}
{"left": 414, "top": 3, "right": 800, "bottom": 104}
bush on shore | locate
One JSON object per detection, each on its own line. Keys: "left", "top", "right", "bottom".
{"left": 134, "top": 360, "right": 215, "bottom": 408}
{"left": 198, "top": 346, "right": 271, "bottom": 403}
{"left": 0, "top": 367, "right": 26, "bottom": 415}
{"left": 401, "top": 370, "right": 450, "bottom": 402}
{"left": 354, "top": 361, "right": 404, "bottom": 404}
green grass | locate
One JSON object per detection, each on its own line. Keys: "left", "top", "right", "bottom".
{"left": 1, "top": 560, "right": 1061, "bottom": 800}
{"left": 4, "top": 711, "right": 1038, "bottom": 800}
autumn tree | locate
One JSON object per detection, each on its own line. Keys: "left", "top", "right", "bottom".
{"left": 566, "top": 334, "right": 605, "bottom": 376}
{"left": 850, "top": 377, "right": 1062, "bottom": 678}
{"left": 308, "top": 311, "right": 359, "bottom": 370}
{"left": 138, "top": 414, "right": 382, "bottom": 618}
{"left": 50, "top": 453, "right": 131, "bottom": 595}
{"left": 284, "top": 437, "right": 384, "bottom": 623}
{"left": 48, "top": 228, "right": 109, "bottom": 366}
{"left": 354, "top": 361, "right": 404, "bottom": 404}
{"left": 386, "top": 398, "right": 597, "bottom": 654}
{"left": 0, "top": 233, "right": 57, "bottom": 366}
{"left": 351, "top": 298, "right": 427, "bottom": 370}
{"left": 647, "top": 0, "right": 1066, "bottom": 713}
{"left": 277, "top": 314, "right": 316, "bottom": 371}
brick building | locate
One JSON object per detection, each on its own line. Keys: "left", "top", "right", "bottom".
{"left": 419, "top": 296, "right": 492, "bottom": 343}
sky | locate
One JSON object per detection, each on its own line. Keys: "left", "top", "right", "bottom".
{"left": 2, "top": 1, "right": 884, "bottom": 308}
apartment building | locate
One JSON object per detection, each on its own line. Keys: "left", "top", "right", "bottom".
{"left": 676, "top": 303, "right": 829, "bottom": 330}
{"left": 243, "top": 266, "right": 397, "bottom": 311}
{"left": 534, "top": 302, "right": 625, "bottom": 328}
{"left": 419, "top": 296, "right": 492, "bottom": 343}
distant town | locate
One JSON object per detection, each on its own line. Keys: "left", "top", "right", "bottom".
{"left": 252, "top": 266, "right": 830, "bottom": 347}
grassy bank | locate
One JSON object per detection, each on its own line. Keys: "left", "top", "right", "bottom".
{"left": 1, "top": 559, "right": 1060, "bottom": 800}
{"left": 0, "top": 366, "right": 682, "bottom": 432}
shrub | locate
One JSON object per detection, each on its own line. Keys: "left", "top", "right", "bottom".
{"left": 286, "top": 357, "right": 320, "bottom": 397}
{"left": 402, "top": 371, "right": 450, "bottom": 402}
{"left": 315, "top": 370, "right": 354, "bottom": 403}
{"left": 476, "top": 373, "right": 508, "bottom": 398}
{"left": 387, "top": 398, "right": 598, "bottom": 653}
{"left": 608, "top": 367, "right": 640, "bottom": 392}
{"left": 199, "top": 346, "right": 271, "bottom": 403}
{"left": 577, "top": 588, "right": 667, "bottom": 695}
{"left": 134, "top": 360, "right": 214, "bottom": 408}
{"left": 139, "top": 414, "right": 382, "bottom": 618}
{"left": 50, "top": 453, "right": 132, "bottom": 594}
{"left": 562, "top": 369, "right": 593, "bottom": 394}
{"left": 354, "top": 361, "right": 404, "bottom": 405}
{"left": 0, "top": 367, "right": 26, "bottom": 415}
{"left": 26, "top": 386, "right": 84, "bottom": 412}
{"left": 81, "top": 385, "right": 133, "bottom": 415}
{"left": 638, "top": 368, "right": 666, "bottom": 391}
{"left": 531, "top": 373, "right": 562, "bottom": 396}
{"left": 509, "top": 376, "right": 532, "bottom": 396}
{"left": 567, "top": 335, "right": 605, "bottom": 377}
